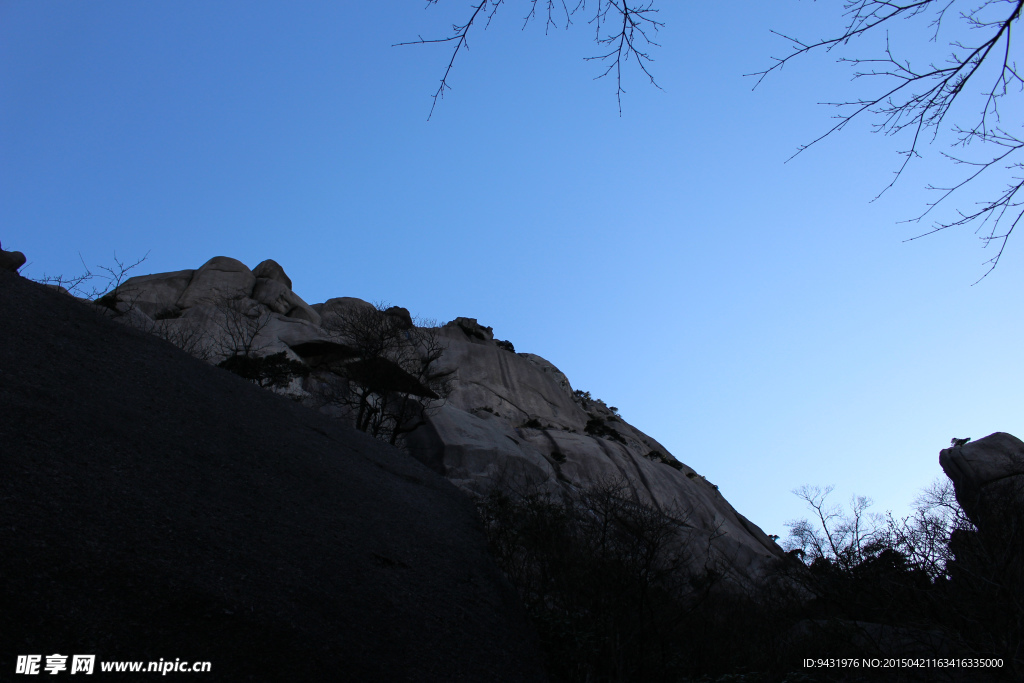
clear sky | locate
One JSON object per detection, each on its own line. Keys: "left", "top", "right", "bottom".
{"left": 3, "top": 1, "right": 1021, "bottom": 540}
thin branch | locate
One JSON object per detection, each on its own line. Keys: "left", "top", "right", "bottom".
{"left": 394, "top": 0, "right": 498, "bottom": 120}
{"left": 752, "top": 0, "right": 1024, "bottom": 278}
{"left": 398, "top": 0, "right": 663, "bottom": 118}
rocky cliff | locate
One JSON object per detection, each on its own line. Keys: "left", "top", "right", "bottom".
{"left": 103, "top": 256, "right": 784, "bottom": 581}
{"left": 940, "top": 432, "right": 1024, "bottom": 530}
{"left": 0, "top": 268, "right": 547, "bottom": 681}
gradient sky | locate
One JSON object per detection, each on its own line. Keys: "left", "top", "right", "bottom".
{"left": 3, "top": 1, "right": 1021, "bottom": 540}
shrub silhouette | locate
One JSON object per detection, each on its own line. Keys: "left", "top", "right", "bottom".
{"left": 478, "top": 475, "right": 1024, "bottom": 682}
{"left": 218, "top": 351, "right": 309, "bottom": 389}
{"left": 584, "top": 416, "right": 626, "bottom": 444}
{"left": 781, "top": 480, "right": 1024, "bottom": 679}
{"left": 314, "top": 302, "right": 455, "bottom": 446}
{"left": 476, "top": 479, "right": 822, "bottom": 682}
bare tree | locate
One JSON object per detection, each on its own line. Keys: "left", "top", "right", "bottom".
{"left": 751, "top": 1, "right": 1024, "bottom": 280}
{"left": 316, "top": 303, "right": 455, "bottom": 445}
{"left": 403, "top": 3, "right": 1021, "bottom": 276}
{"left": 474, "top": 477, "right": 775, "bottom": 681}
{"left": 397, "top": 0, "right": 663, "bottom": 118}
{"left": 785, "top": 484, "right": 884, "bottom": 571}
{"left": 153, "top": 317, "right": 215, "bottom": 363}
{"left": 881, "top": 477, "right": 975, "bottom": 579}
{"left": 214, "top": 295, "right": 274, "bottom": 360}
{"left": 30, "top": 251, "right": 149, "bottom": 302}
{"left": 208, "top": 296, "right": 309, "bottom": 389}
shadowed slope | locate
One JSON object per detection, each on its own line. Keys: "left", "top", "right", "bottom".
{"left": 0, "top": 272, "right": 546, "bottom": 681}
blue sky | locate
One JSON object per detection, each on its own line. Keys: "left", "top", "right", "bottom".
{"left": 3, "top": 1, "right": 1021, "bottom": 539}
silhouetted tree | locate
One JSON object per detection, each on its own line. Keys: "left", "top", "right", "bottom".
{"left": 317, "top": 303, "right": 455, "bottom": 445}
{"left": 30, "top": 251, "right": 149, "bottom": 302}
{"left": 784, "top": 477, "right": 1023, "bottom": 678}
{"left": 478, "top": 477, "right": 832, "bottom": 681}
{"left": 478, "top": 478, "right": 711, "bottom": 681}
{"left": 207, "top": 296, "right": 308, "bottom": 389}
{"left": 214, "top": 295, "right": 274, "bottom": 360}
{"left": 218, "top": 352, "right": 310, "bottom": 390}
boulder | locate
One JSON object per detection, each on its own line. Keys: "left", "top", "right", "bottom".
{"left": 0, "top": 249, "right": 26, "bottom": 273}
{"left": 409, "top": 402, "right": 561, "bottom": 492}
{"left": 252, "top": 279, "right": 292, "bottom": 315}
{"left": 316, "top": 296, "right": 377, "bottom": 322}
{"left": 258, "top": 314, "right": 330, "bottom": 350}
{"left": 940, "top": 432, "right": 1024, "bottom": 526}
{"left": 431, "top": 328, "right": 583, "bottom": 430}
{"left": 446, "top": 317, "right": 494, "bottom": 342}
{"left": 252, "top": 278, "right": 321, "bottom": 325}
{"left": 384, "top": 306, "right": 413, "bottom": 330}
{"left": 252, "top": 259, "right": 293, "bottom": 291}
{"left": 520, "top": 353, "right": 575, "bottom": 400}
{"left": 177, "top": 257, "right": 256, "bottom": 309}
{"left": 114, "top": 269, "right": 195, "bottom": 319}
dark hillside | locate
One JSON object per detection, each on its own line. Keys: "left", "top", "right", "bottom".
{"left": 0, "top": 271, "right": 546, "bottom": 681}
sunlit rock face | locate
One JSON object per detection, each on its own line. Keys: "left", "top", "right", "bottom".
{"left": 940, "top": 432, "right": 1024, "bottom": 526}
{"left": 110, "top": 257, "right": 785, "bottom": 582}
{"left": 405, "top": 321, "right": 784, "bottom": 580}
{"left": 114, "top": 257, "right": 327, "bottom": 365}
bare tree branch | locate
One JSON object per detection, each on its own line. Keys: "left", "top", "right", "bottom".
{"left": 398, "top": 0, "right": 663, "bottom": 118}
{"left": 750, "top": 0, "right": 1024, "bottom": 280}
{"left": 394, "top": 0, "right": 497, "bottom": 120}
{"left": 30, "top": 251, "right": 150, "bottom": 301}
{"left": 583, "top": 0, "right": 663, "bottom": 115}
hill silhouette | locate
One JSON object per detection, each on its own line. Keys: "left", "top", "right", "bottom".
{"left": 0, "top": 271, "right": 547, "bottom": 681}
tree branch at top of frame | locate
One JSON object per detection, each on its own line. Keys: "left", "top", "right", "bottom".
{"left": 396, "top": 0, "right": 664, "bottom": 119}
{"left": 748, "top": 0, "right": 1024, "bottom": 281}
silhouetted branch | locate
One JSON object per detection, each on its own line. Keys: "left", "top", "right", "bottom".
{"left": 750, "top": 0, "right": 1024, "bottom": 279}
{"left": 398, "top": 0, "right": 663, "bottom": 118}
{"left": 30, "top": 251, "right": 149, "bottom": 300}
{"left": 583, "top": 0, "right": 663, "bottom": 114}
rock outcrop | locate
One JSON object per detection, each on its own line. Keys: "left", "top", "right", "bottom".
{"left": 104, "top": 256, "right": 785, "bottom": 582}
{"left": 940, "top": 432, "right": 1024, "bottom": 527}
{"left": 0, "top": 246, "right": 26, "bottom": 272}
{"left": 252, "top": 258, "right": 293, "bottom": 290}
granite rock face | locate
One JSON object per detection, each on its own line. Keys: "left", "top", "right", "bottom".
{"left": 106, "top": 257, "right": 785, "bottom": 582}
{"left": 940, "top": 432, "right": 1024, "bottom": 527}
{"left": 113, "top": 257, "right": 327, "bottom": 367}
{"left": 252, "top": 258, "right": 293, "bottom": 290}
{"left": 177, "top": 256, "right": 256, "bottom": 309}
{"left": 406, "top": 322, "right": 784, "bottom": 580}
{"left": 113, "top": 268, "right": 196, "bottom": 319}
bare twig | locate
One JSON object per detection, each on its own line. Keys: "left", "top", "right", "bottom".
{"left": 30, "top": 251, "right": 150, "bottom": 300}
{"left": 397, "top": 0, "right": 663, "bottom": 118}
